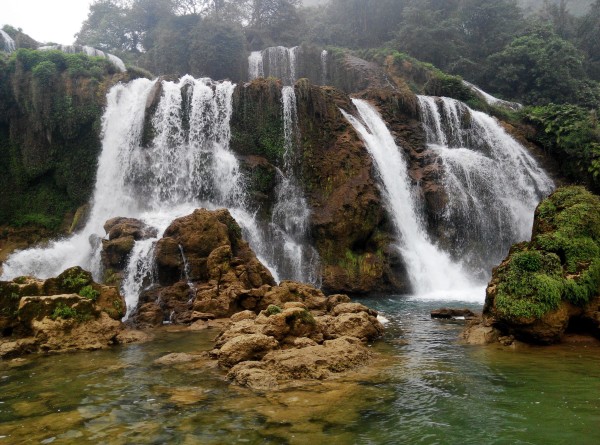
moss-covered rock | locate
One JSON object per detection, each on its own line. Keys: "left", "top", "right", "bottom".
{"left": 483, "top": 186, "right": 600, "bottom": 343}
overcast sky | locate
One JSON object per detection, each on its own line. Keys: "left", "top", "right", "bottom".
{"left": 2, "top": 0, "right": 93, "bottom": 45}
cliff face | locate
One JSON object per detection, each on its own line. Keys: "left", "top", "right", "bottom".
{"left": 0, "top": 49, "right": 131, "bottom": 233}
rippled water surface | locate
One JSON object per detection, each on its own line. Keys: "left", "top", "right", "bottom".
{"left": 1, "top": 297, "right": 599, "bottom": 444}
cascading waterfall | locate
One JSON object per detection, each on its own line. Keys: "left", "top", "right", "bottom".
{"left": 248, "top": 46, "right": 300, "bottom": 85}
{"left": 0, "top": 29, "right": 16, "bottom": 53}
{"left": 269, "top": 86, "right": 320, "bottom": 284}
{"left": 321, "top": 50, "right": 328, "bottom": 85}
{"left": 38, "top": 44, "right": 126, "bottom": 72}
{"left": 341, "top": 99, "right": 476, "bottom": 299}
{"left": 248, "top": 51, "right": 264, "bottom": 80}
{"left": 1, "top": 76, "right": 279, "bottom": 316}
{"left": 417, "top": 96, "right": 554, "bottom": 274}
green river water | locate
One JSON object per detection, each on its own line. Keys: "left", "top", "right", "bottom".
{"left": 0, "top": 297, "right": 599, "bottom": 445}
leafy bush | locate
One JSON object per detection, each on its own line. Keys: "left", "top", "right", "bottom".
{"left": 526, "top": 104, "right": 600, "bottom": 193}
{"left": 79, "top": 285, "right": 99, "bottom": 301}
{"left": 265, "top": 305, "right": 282, "bottom": 316}
{"left": 51, "top": 303, "right": 78, "bottom": 320}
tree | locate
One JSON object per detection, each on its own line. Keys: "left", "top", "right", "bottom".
{"left": 577, "top": 0, "right": 600, "bottom": 80}
{"left": 486, "top": 25, "right": 595, "bottom": 105}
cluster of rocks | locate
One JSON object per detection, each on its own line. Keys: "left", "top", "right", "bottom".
{"left": 96, "top": 208, "right": 384, "bottom": 388}
{"left": 0, "top": 267, "right": 147, "bottom": 358}
{"left": 210, "top": 293, "right": 383, "bottom": 391}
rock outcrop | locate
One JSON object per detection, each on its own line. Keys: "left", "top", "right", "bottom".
{"left": 0, "top": 266, "right": 147, "bottom": 358}
{"left": 465, "top": 187, "right": 600, "bottom": 345}
{"left": 210, "top": 298, "right": 383, "bottom": 391}
{"left": 129, "top": 208, "right": 276, "bottom": 327}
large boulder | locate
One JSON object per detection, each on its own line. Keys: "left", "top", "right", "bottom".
{"left": 100, "top": 218, "right": 158, "bottom": 285}
{"left": 0, "top": 268, "right": 135, "bottom": 358}
{"left": 131, "top": 208, "right": 275, "bottom": 326}
{"left": 468, "top": 187, "right": 600, "bottom": 345}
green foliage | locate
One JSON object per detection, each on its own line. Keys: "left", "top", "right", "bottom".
{"left": 486, "top": 25, "right": 599, "bottom": 106}
{"left": 79, "top": 285, "right": 100, "bottom": 301}
{"left": 62, "top": 270, "right": 92, "bottom": 292}
{"left": 494, "top": 187, "right": 600, "bottom": 320}
{"left": 50, "top": 303, "right": 78, "bottom": 320}
{"left": 265, "top": 304, "right": 282, "bottom": 316}
{"left": 0, "top": 48, "right": 107, "bottom": 230}
{"left": 525, "top": 104, "right": 600, "bottom": 192}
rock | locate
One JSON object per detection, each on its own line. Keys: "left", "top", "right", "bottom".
{"left": 329, "top": 311, "right": 384, "bottom": 342}
{"left": 101, "top": 236, "right": 135, "bottom": 270}
{"left": 103, "top": 217, "right": 158, "bottom": 241}
{"left": 227, "top": 362, "right": 279, "bottom": 392}
{"left": 230, "top": 310, "right": 257, "bottom": 323}
{"left": 154, "top": 352, "right": 203, "bottom": 366}
{"left": 431, "top": 308, "right": 476, "bottom": 319}
{"left": 260, "top": 281, "right": 327, "bottom": 311}
{"left": 475, "top": 187, "right": 600, "bottom": 344}
{"left": 331, "top": 302, "right": 378, "bottom": 317}
{"left": 217, "top": 333, "right": 279, "bottom": 368}
{"left": 131, "top": 302, "right": 164, "bottom": 328}
{"left": 326, "top": 294, "right": 352, "bottom": 311}
{"left": 116, "top": 329, "right": 153, "bottom": 344}
{"left": 462, "top": 321, "right": 501, "bottom": 345}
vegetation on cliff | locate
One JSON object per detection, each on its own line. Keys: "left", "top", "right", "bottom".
{"left": 0, "top": 49, "right": 120, "bottom": 231}
{"left": 486, "top": 186, "right": 600, "bottom": 323}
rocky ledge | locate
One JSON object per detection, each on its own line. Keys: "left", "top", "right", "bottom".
{"left": 464, "top": 187, "right": 600, "bottom": 345}
{"left": 0, "top": 267, "right": 149, "bottom": 358}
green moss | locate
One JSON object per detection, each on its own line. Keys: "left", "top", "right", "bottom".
{"left": 265, "top": 305, "right": 282, "bottom": 316}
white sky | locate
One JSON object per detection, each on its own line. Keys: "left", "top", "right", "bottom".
{"left": 2, "top": 0, "right": 94, "bottom": 45}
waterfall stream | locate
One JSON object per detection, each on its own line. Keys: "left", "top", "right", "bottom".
{"left": 0, "top": 29, "right": 16, "bottom": 53}
{"left": 417, "top": 96, "right": 554, "bottom": 274}
{"left": 1, "top": 77, "right": 281, "bottom": 315}
{"left": 342, "top": 97, "right": 553, "bottom": 301}
{"left": 342, "top": 99, "right": 475, "bottom": 298}
{"left": 38, "top": 44, "right": 126, "bottom": 72}
{"left": 269, "top": 86, "right": 320, "bottom": 284}
{"left": 247, "top": 46, "right": 300, "bottom": 85}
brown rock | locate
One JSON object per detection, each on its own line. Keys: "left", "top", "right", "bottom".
{"left": 330, "top": 311, "right": 384, "bottom": 342}
{"left": 431, "top": 308, "right": 476, "bottom": 320}
{"left": 103, "top": 217, "right": 158, "bottom": 241}
{"left": 132, "top": 302, "right": 164, "bottom": 328}
{"left": 217, "top": 333, "right": 279, "bottom": 368}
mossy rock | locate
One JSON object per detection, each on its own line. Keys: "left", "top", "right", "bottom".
{"left": 486, "top": 186, "right": 600, "bottom": 342}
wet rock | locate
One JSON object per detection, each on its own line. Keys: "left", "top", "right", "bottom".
{"left": 131, "top": 302, "right": 164, "bottom": 328}
{"left": 103, "top": 217, "right": 158, "bottom": 241}
{"left": 329, "top": 311, "right": 384, "bottom": 341}
{"left": 217, "top": 333, "right": 279, "bottom": 368}
{"left": 431, "top": 308, "right": 477, "bottom": 320}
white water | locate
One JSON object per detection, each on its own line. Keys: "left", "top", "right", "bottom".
{"left": 0, "top": 29, "right": 16, "bottom": 53}
{"left": 462, "top": 80, "right": 523, "bottom": 111}
{"left": 248, "top": 51, "right": 264, "bottom": 80}
{"left": 342, "top": 99, "right": 478, "bottom": 300}
{"left": 2, "top": 76, "right": 281, "bottom": 316}
{"left": 38, "top": 44, "right": 126, "bottom": 72}
{"left": 269, "top": 86, "right": 320, "bottom": 284}
{"left": 418, "top": 96, "right": 554, "bottom": 275}
{"left": 321, "top": 50, "right": 328, "bottom": 85}
{"left": 247, "top": 46, "right": 300, "bottom": 85}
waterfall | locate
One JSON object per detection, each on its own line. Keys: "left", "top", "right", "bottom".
{"left": 269, "top": 86, "right": 320, "bottom": 284}
{"left": 247, "top": 46, "right": 300, "bottom": 85}
{"left": 341, "top": 99, "right": 475, "bottom": 299}
{"left": 462, "top": 80, "right": 523, "bottom": 111}
{"left": 38, "top": 44, "right": 126, "bottom": 72}
{"left": 0, "top": 29, "right": 16, "bottom": 53}
{"left": 1, "top": 76, "right": 282, "bottom": 317}
{"left": 248, "top": 51, "right": 264, "bottom": 80}
{"left": 417, "top": 96, "right": 554, "bottom": 274}
{"left": 321, "top": 50, "right": 328, "bottom": 85}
